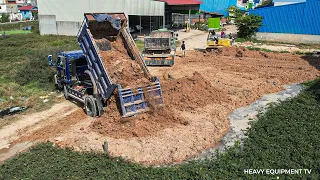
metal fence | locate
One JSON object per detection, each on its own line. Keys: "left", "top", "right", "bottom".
{"left": 250, "top": 0, "right": 320, "bottom": 35}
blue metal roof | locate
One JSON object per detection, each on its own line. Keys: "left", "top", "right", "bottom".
{"left": 58, "top": 50, "right": 85, "bottom": 59}
{"left": 250, "top": 0, "right": 320, "bottom": 35}
{"left": 273, "top": 0, "right": 305, "bottom": 2}
{"left": 200, "top": 0, "right": 237, "bottom": 16}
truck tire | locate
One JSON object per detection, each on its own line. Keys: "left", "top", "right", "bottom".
{"left": 84, "top": 95, "right": 98, "bottom": 117}
{"left": 63, "top": 85, "right": 70, "bottom": 100}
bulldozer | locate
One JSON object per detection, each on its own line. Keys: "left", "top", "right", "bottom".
{"left": 206, "top": 30, "right": 232, "bottom": 51}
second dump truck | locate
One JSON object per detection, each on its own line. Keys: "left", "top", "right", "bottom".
{"left": 49, "top": 13, "right": 164, "bottom": 117}
{"left": 142, "top": 29, "right": 177, "bottom": 66}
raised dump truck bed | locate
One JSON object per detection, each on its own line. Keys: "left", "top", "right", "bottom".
{"left": 77, "top": 13, "right": 164, "bottom": 117}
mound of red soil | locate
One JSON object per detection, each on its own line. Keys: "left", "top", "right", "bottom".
{"left": 216, "top": 46, "right": 304, "bottom": 61}
{"left": 162, "top": 71, "right": 229, "bottom": 111}
{"left": 90, "top": 72, "right": 228, "bottom": 139}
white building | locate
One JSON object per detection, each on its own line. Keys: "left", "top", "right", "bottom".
{"left": 38, "top": 0, "right": 165, "bottom": 36}
{"left": 0, "top": 0, "right": 7, "bottom": 14}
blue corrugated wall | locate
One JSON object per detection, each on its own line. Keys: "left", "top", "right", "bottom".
{"left": 200, "top": 0, "right": 237, "bottom": 16}
{"left": 250, "top": 0, "right": 320, "bottom": 35}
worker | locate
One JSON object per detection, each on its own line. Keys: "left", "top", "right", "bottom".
{"left": 221, "top": 30, "right": 225, "bottom": 38}
{"left": 209, "top": 30, "right": 218, "bottom": 44}
{"left": 229, "top": 32, "right": 235, "bottom": 45}
{"left": 181, "top": 41, "right": 186, "bottom": 57}
{"left": 210, "top": 30, "right": 216, "bottom": 39}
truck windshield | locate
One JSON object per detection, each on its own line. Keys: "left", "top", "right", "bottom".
{"left": 75, "top": 58, "right": 87, "bottom": 66}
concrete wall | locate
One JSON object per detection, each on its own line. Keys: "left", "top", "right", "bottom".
{"left": 256, "top": 32, "right": 320, "bottom": 44}
{"left": 39, "top": 15, "right": 57, "bottom": 35}
{"left": 56, "top": 21, "right": 82, "bottom": 36}
{"left": 38, "top": 0, "right": 165, "bottom": 35}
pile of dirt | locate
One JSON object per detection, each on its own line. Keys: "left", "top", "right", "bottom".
{"left": 150, "top": 32, "right": 172, "bottom": 38}
{"left": 98, "top": 38, "right": 150, "bottom": 88}
{"left": 90, "top": 95, "right": 185, "bottom": 139}
{"left": 215, "top": 46, "right": 305, "bottom": 61}
{"left": 90, "top": 72, "right": 227, "bottom": 139}
{"left": 162, "top": 71, "right": 230, "bottom": 111}
{"left": 215, "top": 47, "right": 266, "bottom": 59}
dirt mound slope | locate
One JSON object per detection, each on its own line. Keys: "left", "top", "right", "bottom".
{"left": 216, "top": 46, "right": 306, "bottom": 61}
{"left": 162, "top": 71, "right": 229, "bottom": 111}
{"left": 90, "top": 72, "right": 225, "bottom": 139}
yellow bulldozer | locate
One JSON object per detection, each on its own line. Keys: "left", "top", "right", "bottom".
{"left": 206, "top": 30, "right": 232, "bottom": 51}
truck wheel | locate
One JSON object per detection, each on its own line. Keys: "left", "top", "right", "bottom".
{"left": 84, "top": 95, "right": 98, "bottom": 117}
{"left": 63, "top": 85, "right": 70, "bottom": 100}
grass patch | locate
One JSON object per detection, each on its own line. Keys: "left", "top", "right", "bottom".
{"left": 294, "top": 51, "right": 314, "bottom": 56}
{"left": 175, "top": 40, "right": 181, "bottom": 47}
{"left": 0, "top": 21, "right": 38, "bottom": 31}
{"left": 246, "top": 46, "right": 275, "bottom": 52}
{"left": 135, "top": 40, "right": 144, "bottom": 51}
{"left": 2, "top": 30, "right": 32, "bottom": 35}
{"left": 237, "top": 37, "right": 320, "bottom": 49}
{"left": 297, "top": 43, "right": 320, "bottom": 49}
{"left": 0, "top": 33, "right": 79, "bottom": 111}
{"left": 1, "top": 79, "right": 320, "bottom": 179}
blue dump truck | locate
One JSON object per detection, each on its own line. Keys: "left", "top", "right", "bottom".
{"left": 48, "top": 13, "right": 164, "bottom": 117}
{"left": 142, "top": 30, "right": 177, "bottom": 66}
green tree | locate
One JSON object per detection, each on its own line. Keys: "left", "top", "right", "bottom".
{"left": 235, "top": 14, "right": 263, "bottom": 38}
{"left": 32, "top": 11, "right": 38, "bottom": 20}
{"left": 0, "top": 13, "right": 10, "bottom": 23}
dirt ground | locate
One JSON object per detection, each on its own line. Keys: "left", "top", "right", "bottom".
{"left": 1, "top": 47, "right": 319, "bottom": 165}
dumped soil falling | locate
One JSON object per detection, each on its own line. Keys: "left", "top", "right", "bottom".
{"left": 97, "top": 38, "right": 150, "bottom": 88}
{"left": 90, "top": 71, "right": 228, "bottom": 139}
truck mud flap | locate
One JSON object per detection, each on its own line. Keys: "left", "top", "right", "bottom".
{"left": 144, "top": 56, "right": 174, "bottom": 66}
{"left": 118, "top": 79, "right": 164, "bottom": 117}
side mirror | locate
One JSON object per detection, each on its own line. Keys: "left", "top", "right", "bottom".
{"left": 48, "top": 55, "right": 54, "bottom": 66}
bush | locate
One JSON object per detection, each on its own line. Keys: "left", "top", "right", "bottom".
{"left": 0, "top": 13, "right": 10, "bottom": 23}
{"left": 236, "top": 14, "right": 263, "bottom": 38}
{"left": 14, "top": 48, "right": 57, "bottom": 90}
{"left": 32, "top": 11, "right": 38, "bottom": 20}
{"left": 191, "top": 21, "right": 208, "bottom": 31}
{"left": 31, "top": 24, "right": 40, "bottom": 34}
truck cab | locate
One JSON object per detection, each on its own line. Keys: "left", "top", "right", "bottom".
{"left": 49, "top": 51, "right": 88, "bottom": 88}
{"left": 48, "top": 50, "right": 102, "bottom": 117}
